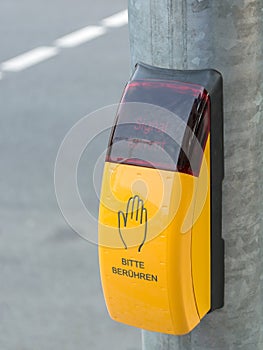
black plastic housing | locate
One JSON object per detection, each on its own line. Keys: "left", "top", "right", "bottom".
{"left": 128, "top": 62, "right": 225, "bottom": 312}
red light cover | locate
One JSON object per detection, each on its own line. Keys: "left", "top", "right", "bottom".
{"left": 107, "top": 80, "right": 210, "bottom": 177}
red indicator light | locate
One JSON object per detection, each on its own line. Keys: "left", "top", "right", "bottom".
{"left": 107, "top": 80, "right": 210, "bottom": 176}
{"left": 128, "top": 80, "right": 206, "bottom": 96}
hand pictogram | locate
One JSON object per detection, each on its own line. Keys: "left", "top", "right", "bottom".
{"left": 118, "top": 195, "right": 147, "bottom": 252}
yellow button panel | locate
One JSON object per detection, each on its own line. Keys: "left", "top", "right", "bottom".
{"left": 98, "top": 138, "right": 210, "bottom": 334}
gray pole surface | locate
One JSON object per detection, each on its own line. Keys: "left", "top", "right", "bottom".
{"left": 128, "top": 1, "right": 263, "bottom": 349}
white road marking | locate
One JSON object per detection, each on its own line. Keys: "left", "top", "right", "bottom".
{"left": 1, "top": 47, "right": 59, "bottom": 72}
{"left": 0, "top": 9, "right": 128, "bottom": 76}
{"left": 54, "top": 26, "right": 106, "bottom": 48}
{"left": 101, "top": 9, "right": 128, "bottom": 28}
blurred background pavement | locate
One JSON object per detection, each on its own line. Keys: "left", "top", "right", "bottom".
{"left": 0, "top": 1, "right": 141, "bottom": 349}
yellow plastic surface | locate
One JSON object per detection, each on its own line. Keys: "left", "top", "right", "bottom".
{"left": 98, "top": 139, "right": 211, "bottom": 334}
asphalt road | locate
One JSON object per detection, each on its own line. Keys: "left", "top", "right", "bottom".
{"left": 0, "top": 1, "right": 141, "bottom": 349}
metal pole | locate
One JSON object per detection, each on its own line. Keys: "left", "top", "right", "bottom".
{"left": 128, "top": 1, "right": 263, "bottom": 349}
